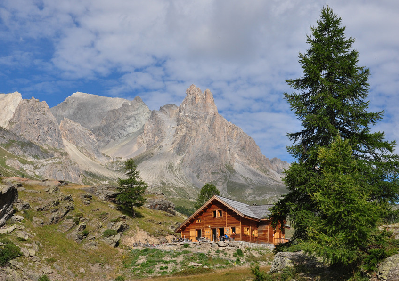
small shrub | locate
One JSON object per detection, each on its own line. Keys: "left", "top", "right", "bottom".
{"left": 103, "top": 229, "right": 118, "bottom": 237}
{"left": 23, "top": 209, "right": 34, "bottom": 222}
{"left": 46, "top": 257, "right": 57, "bottom": 263}
{"left": 115, "top": 276, "right": 125, "bottom": 281}
{"left": 75, "top": 212, "right": 84, "bottom": 218}
{"left": 236, "top": 248, "right": 244, "bottom": 257}
{"left": 0, "top": 239, "right": 22, "bottom": 266}
{"left": 98, "top": 212, "right": 108, "bottom": 220}
{"left": 38, "top": 275, "right": 51, "bottom": 281}
{"left": 251, "top": 264, "right": 270, "bottom": 281}
{"left": 82, "top": 229, "right": 89, "bottom": 236}
{"left": 73, "top": 217, "right": 80, "bottom": 225}
{"left": 183, "top": 243, "right": 189, "bottom": 248}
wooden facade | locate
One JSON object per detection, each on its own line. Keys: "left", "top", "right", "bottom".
{"left": 175, "top": 195, "right": 286, "bottom": 245}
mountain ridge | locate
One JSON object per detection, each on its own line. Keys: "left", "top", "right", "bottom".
{"left": 0, "top": 85, "right": 288, "bottom": 202}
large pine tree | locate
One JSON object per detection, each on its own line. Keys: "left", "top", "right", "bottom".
{"left": 272, "top": 6, "right": 399, "bottom": 271}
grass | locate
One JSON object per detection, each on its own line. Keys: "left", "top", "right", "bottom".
{"left": 122, "top": 248, "right": 236, "bottom": 279}
{"left": 140, "top": 266, "right": 271, "bottom": 281}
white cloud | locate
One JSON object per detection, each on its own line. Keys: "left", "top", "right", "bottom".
{"left": 1, "top": 0, "right": 399, "bottom": 162}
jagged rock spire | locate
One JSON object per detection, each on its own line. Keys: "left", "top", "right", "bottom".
{"left": 179, "top": 85, "right": 218, "bottom": 115}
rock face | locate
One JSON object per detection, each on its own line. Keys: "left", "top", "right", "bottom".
{"left": 0, "top": 185, "right": 18, "bottom": 227}
{"left": 0, "top": 92, "right": 22, "bottom": 128}
{"left": 8, "top": 98, "right": 64, "bottom": 149}
{"left": 50, "top": 92, "right": 131, "bottom": 129}
{"left": 60, "top": 118, "right": 105, "bottom": 161}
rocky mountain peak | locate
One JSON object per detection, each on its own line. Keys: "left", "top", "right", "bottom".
{"left": 51, "top": 92, "right": 133, "bottom": 129}
{"left": 179, "top": 85, "right": 217, "bottom": 115}
{"left": 0, "top": 92, "right": 23, "bottom": 128}
{"left": 8, "top": 98, "right": 64, "bottom": 149}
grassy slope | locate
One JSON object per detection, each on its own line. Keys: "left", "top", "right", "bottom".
{"left": 2, "top": 181, "right": 185, "bottom": 280}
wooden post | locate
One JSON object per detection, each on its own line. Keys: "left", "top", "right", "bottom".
{"left": 240, "top": 217, "right": 242, "bottom": 241}
{"left": 225, "top": 207, "right": 227, "bottom": 227}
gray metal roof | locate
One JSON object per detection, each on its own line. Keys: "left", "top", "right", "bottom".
{"left": 215, "top": 195, "right": 272, "bottom": 220}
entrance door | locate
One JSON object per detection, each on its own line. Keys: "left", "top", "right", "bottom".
{"left": 219, "top": 228, "right": 224, "bottom": 236}
{"left": 212, "top": 228, "right": 217, "bottom": 241}
{"left": 196, "top": 229, "right": 202, "bottom": 240}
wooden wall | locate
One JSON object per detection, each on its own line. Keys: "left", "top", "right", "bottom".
{"left": 178, "top": 200, "right": 285, "bottom": 245}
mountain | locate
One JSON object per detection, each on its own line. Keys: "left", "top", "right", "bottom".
{"left": 0, "top": 86, "right": 288, "bottom": 202}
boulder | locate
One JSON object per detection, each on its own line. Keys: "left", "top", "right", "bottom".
{"left": 0, "top": 185, "right": 18, "bottom": 227}
{"left": 377, "top": 254, "right": 399, "bottom": 281}
{"left": 269, "top": 251, "right": 320, "bottom": 273}
{"left": 145, "top": 197, "right": 175, "bottom": 215}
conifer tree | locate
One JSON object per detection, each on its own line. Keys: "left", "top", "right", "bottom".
{"left": 195, "top": 183, "right": 220, "bottom": 209}
{"left": 272, "top": 6, "right": 399, "bottom": 271}
{"left": 116, "top": 159, "right": 147, "bottom": 217}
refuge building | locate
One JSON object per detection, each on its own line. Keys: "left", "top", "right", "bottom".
{"left": 175, "top": 195, "right": 287, "bottom": 244}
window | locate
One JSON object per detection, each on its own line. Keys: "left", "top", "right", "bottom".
{"left": 212, "top": 210, "right": 222, "bottom": 218}
{"left": 244, "top": 227, "right": 250, "bottom": 235}
{"left": 196, "top": 218, "right": 201, "bottom": 223}
{"left": 231, "top": 227, "right": 236, "bottom": 234}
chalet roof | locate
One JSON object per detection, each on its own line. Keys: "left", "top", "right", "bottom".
{"left": 215, "top": 196, "right": 272, "bottom": 220}
{"left": 175, "top": 195, "right": 274, "bottom": 233}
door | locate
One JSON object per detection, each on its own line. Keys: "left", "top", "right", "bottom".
{"left": 189, "top": 229, "right": 196, "bottom": 241}
{"left": 212, "top": 228, "right": 217, "bottom": 241}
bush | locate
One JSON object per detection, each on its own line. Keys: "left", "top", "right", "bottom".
{"left": 115, "top": 276, "right": 125, "bottom": 281}
{"left": 0, "top": 239, "right": 22, "bottom": 266}
{"left": 175, "top": 206, "right": 195, "bottom": 217}
{"left": 251, "top": 264, "right": 269, "bottom": 281}
{"left": 82, "top": 229, "right": 89, "bottom": 236}
{"left": 103, "top": 229, "right": 118, "bottom": 237}
{"left": 236, "top": 248, "right": 244, "bottom": 257}
{"left": 38, "top": 275, "right": 51, "bottom": 281}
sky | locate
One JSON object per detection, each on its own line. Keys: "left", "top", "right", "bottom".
{"left": 0, "top": 0, "right": 398, "bottom": 163}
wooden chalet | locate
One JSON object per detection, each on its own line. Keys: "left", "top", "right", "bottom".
{"left": 175, "top": 195, "right": 287, "bottom": 244}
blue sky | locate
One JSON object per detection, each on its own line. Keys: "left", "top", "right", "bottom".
{"left": 1, "top": 0, "right": 399, "bottom": 162}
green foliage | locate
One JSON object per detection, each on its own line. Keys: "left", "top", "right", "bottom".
{"left": 116, "top": 159, "right": 147, "bottom": 217}
{"left": 0, "top": 238, "right": 22, "bottom": 266}
{"left": 236, "top": 248, "right": 244, "bottom": 257}
{"left": 115, "top": 276, "right": 125, "bottom": 281}
{"left": 251, "top": 265, "right": 270, "bottom": 281}
{"left": 38, "top": 275, "right": 51, "bottom": 281}
{"left": 23, "top": 209, "right": 34, "bottom": 222}
{"left": 271, "top": 6, "right": 399, "bottom": 274}
{"left": 195, "top": 183, "right": 220, "bottom": 209}
{"left": 175, "top": 205, "right": 195, "bottom": 217}
{"left": 82, "top": 229, "right": 89, "bottom": 236}
{"left": 103, "top": 229, "right": 118, "bottom": 237}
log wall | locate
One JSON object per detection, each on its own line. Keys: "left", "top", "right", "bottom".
{"left": 178, "top": 200, "right": 285, "bottom": 244}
